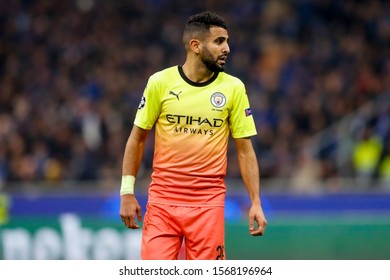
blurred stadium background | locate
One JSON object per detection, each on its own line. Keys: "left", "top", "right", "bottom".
{"left": 0, "top": 0, "right": 389, "bottom": 259}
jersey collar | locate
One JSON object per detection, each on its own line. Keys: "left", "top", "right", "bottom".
{"left": 178, "top": 65, "right": 219, "bottom": 87}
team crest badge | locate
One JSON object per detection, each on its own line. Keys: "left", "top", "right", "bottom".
{"left": 210, "top": 92, "right": 226, "bottom": 108}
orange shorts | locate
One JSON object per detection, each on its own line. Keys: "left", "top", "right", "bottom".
{"left": 141, "top": 203, "right": 226, "bottom": 260}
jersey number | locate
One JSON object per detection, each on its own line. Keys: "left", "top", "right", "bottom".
{"left": 216, "top": 245, "right": 225, "bottom": 260}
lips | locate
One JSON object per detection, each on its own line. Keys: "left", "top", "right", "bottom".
{"left": 218, "top": 56, "right": 227, "bottom": 63}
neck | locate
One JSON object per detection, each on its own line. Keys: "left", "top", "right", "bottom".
{"left": 181, "top": 60, "right": 215, "bottom": 83}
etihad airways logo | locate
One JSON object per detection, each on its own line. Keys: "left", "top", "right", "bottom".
{"left": 166, "top": 114, "right": 223, "bottom": 127}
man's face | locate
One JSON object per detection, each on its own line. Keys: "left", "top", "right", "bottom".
{"left": 200, "top": 27, "right": 230, "bottom": 72}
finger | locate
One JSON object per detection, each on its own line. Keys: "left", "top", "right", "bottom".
{"left": 120, "top": 215, "right": 128, "bottom": 225}
{"left": 249, "top": 218, "right": 266, "bottom": 236}
{"left": 249, "top": 217, "right": 255, "bottom": 231}
{"left": 120, "top": 215, "right": 134, "bottom": 229}
{"left": 129, "top": 216, "right": 140, "bottom": 229}
{"left": 250, "top": 227, "right": 264, "bottom": 236}
{"left": 130, "top": 223, "right": 140, "bottom": 229}
{"left": 123, "top": 216, "right": 132, "bottom": 228}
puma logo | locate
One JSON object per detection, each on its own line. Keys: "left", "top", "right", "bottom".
{"left": 169, "top": 91, "right": 182, "bottom": 101}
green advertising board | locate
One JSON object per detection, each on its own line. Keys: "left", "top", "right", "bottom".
{"left": 1, "top": 212, "right": 390, "bottom": 260}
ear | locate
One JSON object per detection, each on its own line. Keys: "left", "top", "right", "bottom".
{"left": 189, "top": 39, "right": 201, "bottom": 54}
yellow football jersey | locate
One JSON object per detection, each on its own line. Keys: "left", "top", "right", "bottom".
{"left": 134, "top": 66, "right": 257, "bottom": 206}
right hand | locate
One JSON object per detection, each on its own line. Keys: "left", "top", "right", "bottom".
{"left": 119, "top": 194, "right": 142, "bottom": 229}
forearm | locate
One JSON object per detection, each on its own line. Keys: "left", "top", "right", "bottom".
{"left": 235, "top": 138, "right": 261, "bottom": 205}
{"left": 238, "top": 151, "right": 261, "bottom": 205}
{"left": 122, "top": 138, "right": 143, "bottom": 176}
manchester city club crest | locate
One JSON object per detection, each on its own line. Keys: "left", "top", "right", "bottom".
{"left": 210, "top": 92, "right": 226, "bottom": 108}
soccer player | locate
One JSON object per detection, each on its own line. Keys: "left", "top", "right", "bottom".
{"left": 119, "top": 11, "right": 267, "bottom": 260}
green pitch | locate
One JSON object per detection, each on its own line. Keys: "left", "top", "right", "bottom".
{"left": 225, "top": 212, "right": 390, "bottom": 259}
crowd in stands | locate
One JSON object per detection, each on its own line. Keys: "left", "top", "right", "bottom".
{"left": 0, "top": 0, "right": 389, "bottom": 191}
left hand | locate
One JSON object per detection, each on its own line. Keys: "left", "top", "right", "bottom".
{"left": 248, "top": 204, "right": 267, "bottom": 236}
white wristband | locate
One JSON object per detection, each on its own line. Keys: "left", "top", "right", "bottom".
{"left": 120, "top": 175, "right": 135, "bottom": 195}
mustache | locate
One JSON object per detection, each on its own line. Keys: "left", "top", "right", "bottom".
{"left": 217, "top": 54, "right": 228, "bottom": 61}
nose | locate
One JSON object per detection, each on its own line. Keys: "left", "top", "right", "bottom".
{"left": 223, "top": 42, "right": 230, "bottom": 54}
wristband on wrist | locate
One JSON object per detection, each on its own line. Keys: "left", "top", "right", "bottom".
{"left": 120, "top": 175, "right": 135, "bottom": 195}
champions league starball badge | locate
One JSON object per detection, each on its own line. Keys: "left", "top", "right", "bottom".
{"left": 138, "top": 96, "right": 146, "bottom": 109}
{"left": 210, "top": 92, "right": 226, "bottom": 108}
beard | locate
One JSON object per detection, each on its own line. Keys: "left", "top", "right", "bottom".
{"left": 200, "top": 47, "right": 225, "bottom": 73}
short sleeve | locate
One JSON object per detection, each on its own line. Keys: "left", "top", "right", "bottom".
{"left": 229, "top": 83, "right": 257, "bottom": 138}
{"left": 134, "top": 76, "right": 161, "bottom": 130}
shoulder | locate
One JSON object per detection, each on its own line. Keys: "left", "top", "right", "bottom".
{"left": 217, "top": 72, "right": 245, "bottom": 88}
{"left": 149, "top": 66, "right": 179, "bottom": 83}
{"left": 216, "top": 72, "right": 246, "bottom": 95}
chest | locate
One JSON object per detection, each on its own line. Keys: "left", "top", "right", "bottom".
{"left": 160, "top": 85, "right": 232, "bottom": 122}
